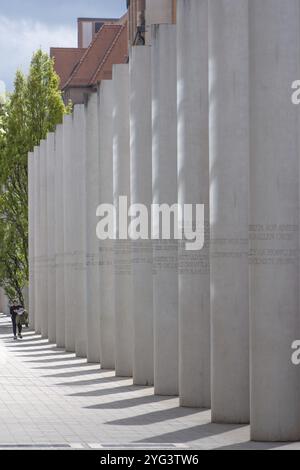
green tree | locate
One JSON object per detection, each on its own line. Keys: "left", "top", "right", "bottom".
{"left": 0, "top": 211, "right": 27, "bottom": 305}
{"left": 0, "top": 49, "right": 71, "bottom": 305}
{"left": 26, "top": 50, "right": 71, "bottom": 148}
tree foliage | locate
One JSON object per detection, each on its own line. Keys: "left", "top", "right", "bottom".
{"left": 0, "top": 50, "right": 71, "bottom": 305}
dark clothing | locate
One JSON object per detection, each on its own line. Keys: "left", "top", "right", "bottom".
{"left": 10, "top": 306, "right": 23, "bottom": 336}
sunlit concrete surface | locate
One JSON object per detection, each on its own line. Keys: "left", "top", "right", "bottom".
{"left": 0, "top": 313, "right": 299, "bottom": 451}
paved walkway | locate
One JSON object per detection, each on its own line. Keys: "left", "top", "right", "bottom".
{"left": 0, "top": 313, "right": 299, "bottom": 450}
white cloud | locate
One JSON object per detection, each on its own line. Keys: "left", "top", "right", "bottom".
{"left": 0, "top": 16, "right": 76, "bottom": 91}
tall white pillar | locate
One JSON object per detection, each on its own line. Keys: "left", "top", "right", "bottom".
{"left": 46, "top": 133, "right": 56, "bottom": 344}
{"left": 113, "top": 64, "right": 134, "bottom": 377}
{"left": 145, "top": 0, "right": 174, "bottom": 44}
{"left": 33, "top": 146, "right": 41, "bottom": 334}
{"left": 209, "top": 0, "right": 250, "bottom": 424}
{"left": 54, "top": 124, "right": 65, "bottom": 348}
{"left": 151, "top": 24, "right": 178, "bottom": 396}
{"left": 0, "top": 289, "right": 9, "bottom": 315}
{"left": 73, "top": 105, "right": 87, "bottom": 358}
{"left": 63, "top": 115, "right": 75, "bottom": 352}
{"left": 98, "top": 80, "right": 115, "bottom": 370}
{"left": 28, "top": 151, "right": 35, "bottom": 328}
{"left": 130, "top": 46, "right": 154, "bottom": 386}
{"left": 177, "top": 0, "right": 210, "bottom": 408}
{"left": 85, "top": 92, "right": 101, "bottom": 364}
{"left": 39, "top": 139, "right": 48, "bottom": 339}
{"left": 249, "top": 0, "right": 300, "bottom": 441}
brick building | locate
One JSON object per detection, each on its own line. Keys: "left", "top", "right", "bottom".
{"left": 51, "top": 15, "right": 128, "bottom": 104}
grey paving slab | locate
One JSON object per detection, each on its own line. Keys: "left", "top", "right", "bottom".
{"left": 0, "top": 313, "right": 299, "bottom": 450}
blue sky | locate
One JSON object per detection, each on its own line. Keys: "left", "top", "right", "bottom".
{"left": 0, "top": 0, "right": 126, "bottom": 91}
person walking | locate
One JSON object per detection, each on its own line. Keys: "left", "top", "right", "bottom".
{"left": 10, "top": 300, "right": 23, "bottom": 340}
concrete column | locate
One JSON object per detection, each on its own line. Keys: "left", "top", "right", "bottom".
{"left": 63, "top": 115, "right": 75, "bottom": 352}
{"left": 130, "top": 46, "right": 154, "bottom": 386}
{"left": 0, "top": 289, "right": 9, "bottom": 315}
{"left": 209, "top": 0, "right": 250, "bottom": 424}
{"left": 39, "top": 140, "right": 48, "bottom": 338}
{"left": 46, "top": 133, "right": 56, "bottom": 344}
{"left": 28, "top": 151, "right": 35, "bottom": 328}
{"left": 0, "top": 288, "right": 9, "bottom": 315}
{"left": 98, "top": 80, "right": 115, "bottom": 370}
{"left": 113, "top": 64, "right": 134, "bottom": 377}
{"left": 151, "top": 24, "right": 178, "bottom": 396}
{"left": 85, "top": 92, "right": 101, "bottom": 364}
{"left": 146, "top": 0, "right": 174, "bottom": 40}
{"left": 54, "top": 124, "right": 65, "bottom": 348}
{"left": 33, "top": 146, "right": 41, "bottom": 334}
{"left": 73, "top": 105, "right": 87, "bottom": 358}
{"left": 23, "top": 287, "right": 29, "bottom": 313}
{"left": 249, "top": 0, "right": 300, "bottom": 441}
{"left": 177, "top": 0, "right": 210, "bottom": 408}
{"left": 0, "top": 289, "right": 3, "bottom": 313}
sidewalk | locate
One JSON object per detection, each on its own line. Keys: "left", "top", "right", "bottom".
{"left": 0, "top": 313, "right": 299, "bottom": 450}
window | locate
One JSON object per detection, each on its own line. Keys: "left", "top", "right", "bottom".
{"left": 95, "top": 22, "right": 104, "bottom": 34}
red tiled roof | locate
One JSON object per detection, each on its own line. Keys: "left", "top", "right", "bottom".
{"left": 50, "top": 48, "right": 86, "bottom": 89}
{"left": 63, "top": 23, "right": 128, "bottom": 89}
{"left": 90, "top": 24, "right": 128, "bottom": 84}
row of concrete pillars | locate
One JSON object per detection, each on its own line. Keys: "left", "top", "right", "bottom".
{"left": 28, "top": 0, "right": 300, "bottom": 442}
